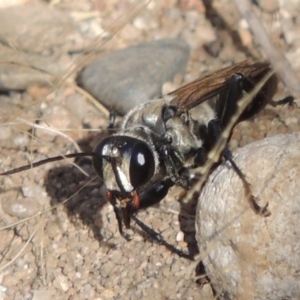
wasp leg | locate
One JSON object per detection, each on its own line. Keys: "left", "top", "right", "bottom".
{"left": 217, "top": 72, "right": 294, "bottom": 125}
{"left": 216, "top": 73, "right": 245, "bottom": 128}
{"left": 131, "top": 214, "right": 191, "bottom": 259}
{"left": 113, "top": 206, "right": 129, "bottom": 239}
{"left": 207, "top": 119, "right": 271, "bottom": 216}
{"left": 160, "top": 145, "right": 189, "bottom": 187}
{"left": 193, "top": 74, "right": 252, "bottom": 167}
{"left": 157, "top": 133, "right": 190, "bottom": 188}
{"left": 268, "top": 95, "right": 295, "bottom": 107}
{"left": 111, "top": 179, "right": 174, "bottom": 239}
{"left": 108, "top": 191, "right": 133, "bottom": 240}
{"left": 129, "top": 179, "right": 191, "bottom": 259}
{"left": 222, "top": 149, "right": 270, "bottom": 216}
{"left": 194, "top": 146, "right": 208, "bottom": 167}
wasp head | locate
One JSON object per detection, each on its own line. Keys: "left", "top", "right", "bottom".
{"left": 92, "top": 135, "right": 155, "bottom": 233}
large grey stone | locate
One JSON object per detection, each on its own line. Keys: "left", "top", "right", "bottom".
{"left": 195, "top": 133, "right": 300, "bottom": 299}
{"left": 77, "top": 39, "right": 190, "bottom": 115}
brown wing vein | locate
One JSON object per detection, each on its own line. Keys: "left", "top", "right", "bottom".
{"left": 168, "top": 59, "right": 271, "bottom": 110}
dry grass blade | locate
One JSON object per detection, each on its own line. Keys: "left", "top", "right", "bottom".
{"left": 184, "top": 69, "right": 275, "bottom": 204}
{"left": 4, "top": 0, "right": 151, "bottom": 125}
{"left": 0, "top": 223, "right": 39, "bottom": 272}
{"left": 233, "top": 0, "right": 300, "bottom": 93}
{"left": 55, "top": 0, "right": 151, "bottom": 86}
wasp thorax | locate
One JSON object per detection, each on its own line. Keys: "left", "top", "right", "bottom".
{"left": 92, "top": 136, "right": 155, "bottom": 194}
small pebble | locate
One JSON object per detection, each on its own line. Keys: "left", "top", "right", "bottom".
{"left": 2, "top": 197, "right": 41, "bottom": 218}
{"left": 175, "top": 231, "right": 184, "bottom": 242}
{"left": 56, "top": 275, "right": 69, "bottom": 292}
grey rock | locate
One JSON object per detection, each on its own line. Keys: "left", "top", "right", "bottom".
{"left": 0, "top": 3, "right": 77, "bottom": 54}
{"left": 195, "top": 133, "right": 300, "bottom": 299}
{"left": 0, "top": 3, "right": 81, "bottom": 91}
{"left": 77, "top": 39, "right": 190, "bottom": 115}
{"left": 0, "top": 45, "right": 63, "bottom": 91}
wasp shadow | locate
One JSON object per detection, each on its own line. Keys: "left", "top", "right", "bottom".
{"left": 43, "top": 131, "right": 119, "bottom": 250}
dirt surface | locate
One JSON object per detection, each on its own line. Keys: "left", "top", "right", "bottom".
{"left": 0, "top": 0, "right": 299, "bottom": 300}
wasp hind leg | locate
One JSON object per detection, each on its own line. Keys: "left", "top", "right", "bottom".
{"left": 206, "top": 120, "right": 271, "bottom": 217}
{"left": 268, "top": 95, "right": 295, "bottom": 107}
{"left": 222, "top": 148, "right": 270, "bottom": 217}
{"left": 200, "top": 72, "right": 273, "bottom": 215}
{"left": 217, "top": 72, "right": 295, "bottom": 127}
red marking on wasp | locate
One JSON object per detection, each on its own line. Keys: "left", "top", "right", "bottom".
{"left": 131, "top": 190, "right": 140, "bottom": 209}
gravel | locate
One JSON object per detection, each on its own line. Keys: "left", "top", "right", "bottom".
{"left": 0, "top": 0, "right": 299, "bottom": 299}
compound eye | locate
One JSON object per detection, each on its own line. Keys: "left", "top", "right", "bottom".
{"left": 92, "top": 137, "right": 110, "bottom": 179}
{"left": 129, "top": 142, "right": 155, "bottom": 188}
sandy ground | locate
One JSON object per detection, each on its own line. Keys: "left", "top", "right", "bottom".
{"left": 0, "top": 0, "right": 300, "bottom": 299}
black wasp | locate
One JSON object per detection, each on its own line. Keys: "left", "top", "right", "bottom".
{"left": 1, "top": 59, "right": 293, "bottom": 257}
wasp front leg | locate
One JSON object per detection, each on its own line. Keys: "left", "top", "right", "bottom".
{"left": 112, "top": 178, "right": 174, "bottom": 236}
{"left": 127, "top": 178, "right": 191, "bottom": 258}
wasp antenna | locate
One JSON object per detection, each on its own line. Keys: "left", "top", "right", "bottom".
{"left": 0, "top": 152, "right": 94, "bottom": 176}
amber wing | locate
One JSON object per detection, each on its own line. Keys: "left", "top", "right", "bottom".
{"left": 168, "top": 59, "right": 271, "bottom": 111}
